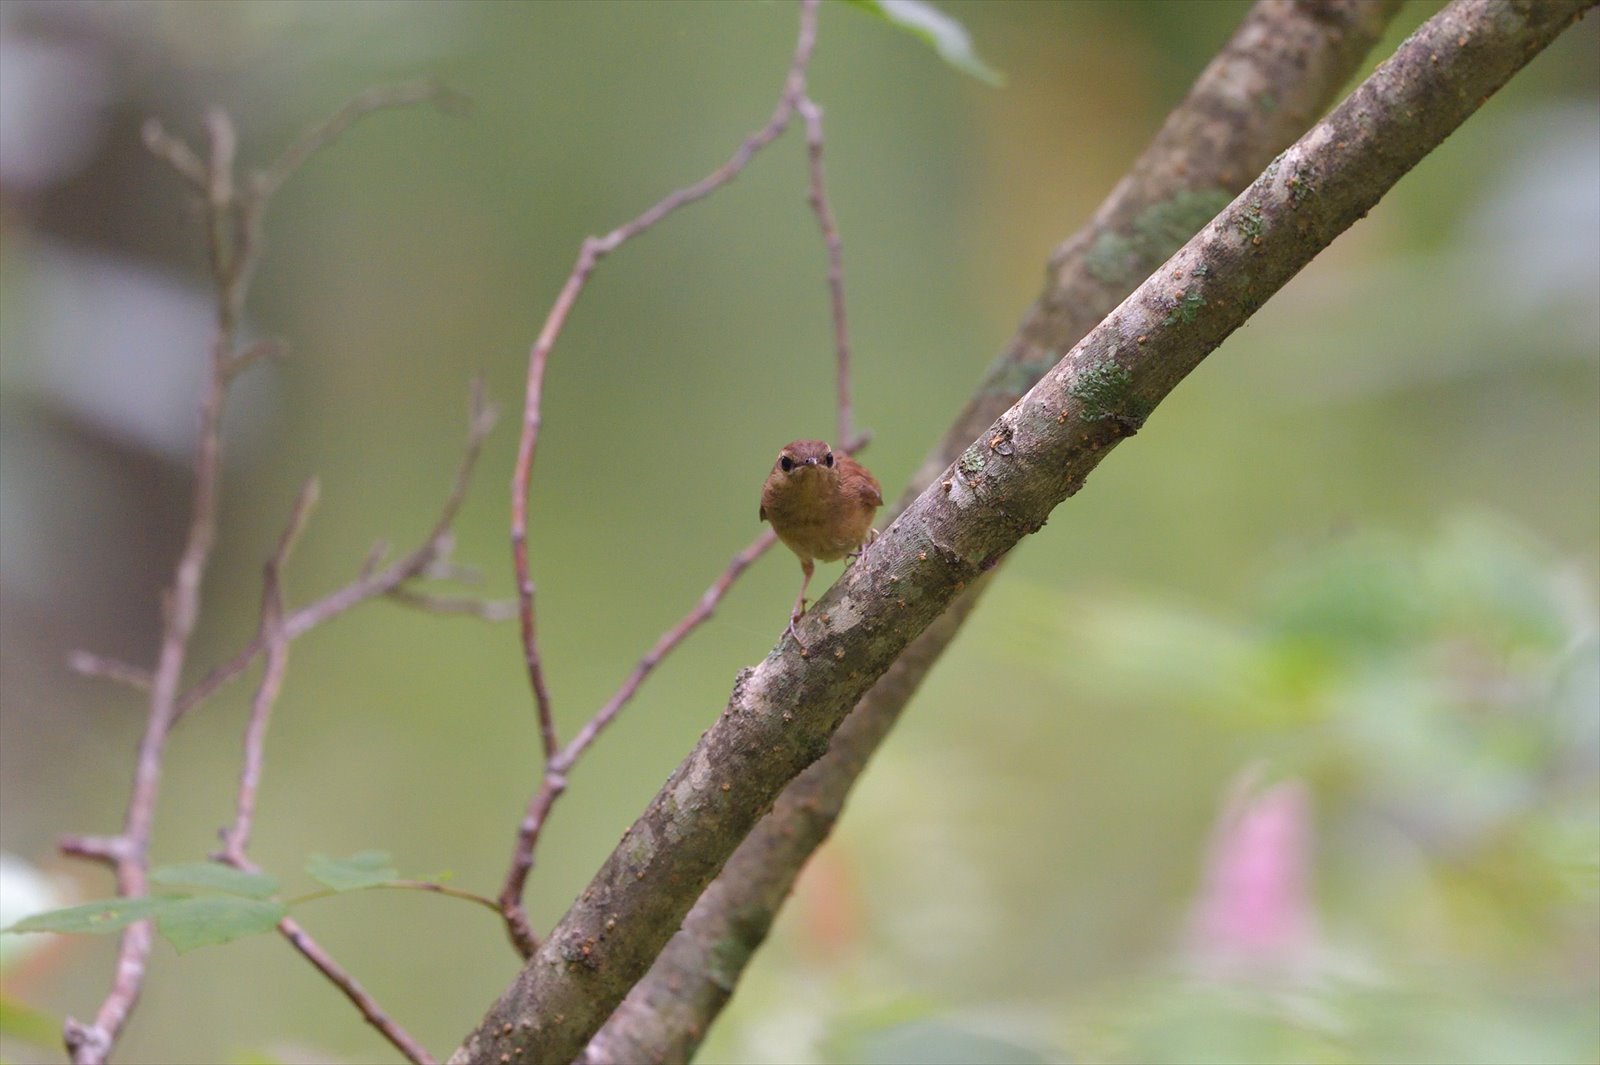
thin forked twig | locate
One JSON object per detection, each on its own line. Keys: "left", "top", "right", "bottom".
{"left": 387, "top": 586, "right": 519, "bottom": 621}
{"left": 62, "top": 109, "right": 243, "bottom": 1065}
{"left": 201, "top": 387, "right": 498, "bottom": 1065}
{"left": 67, "top": 653, "right": 153, "bottom": 692}
{"left": 167, "top": 380, "right": 500, "bottom": 726}
{"left": 798, "top": 95, "right": 854, "bottom": 449}
{"left": 497, "top": 529, "right": 778, "bottom": 954}
{"left": 507, "top": 0, "right": 821, "bottom": 752}
{"left": 218, "top": 477, "right": 319, "bottom": 864}
{"left": 59, "top": 87, "right": 462, "bottom": 1065}
{"left": 209, "top": 484, "right": 437, "bottom": 1065}
{"left": 212, "top": 489, "right": 441, "bottom": 1061}
{"left": 498, "top": 0, "right": 833, "bottom": 959}
{"left": 255, "top": 79, "right": 467, "bottom": 202}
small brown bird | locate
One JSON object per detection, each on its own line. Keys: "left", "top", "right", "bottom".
{"left": 760, "top": 439, "right": 883, "bottom": 646}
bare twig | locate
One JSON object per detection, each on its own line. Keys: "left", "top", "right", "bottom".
{"left": 507, "top": 0, "right": 820, "bottom": 734}
{"left": 497, "top": 0, "right": 835, "bottom": 959}
{"left": 218, "top": 478, "right": 318, "bottom": 863}
{"left": 67, "top": 653, "right": 152, "bottom": 692}
{"left": 64, "top": 109, "right": 241, "bottom": 1065}
{"left": 496, "top": 529, "right": 779, "bottom": 956}
{"left": 798, "top": 95, "right": 853, "bottom": 448}
{"left": 59, "top": 86, "right": 463, "bottom": 1065}
{"left": 209, "top": 478, "right": 440, "bottom": 1065}
{"left": 421, "top": 558, "right": 486, "bottom": 584}
{"left": 172, "top": 381, "right": 498, "bottom": 724}
{"left": 226, "top": 336, "right": 286, "bottom": 378}
{"left": 387, "top": 587, "right": 518, "bottom": 622}
{"left": 254, "top": 79, "right": 465, "bottom": 202}
{"left": 139, "top": 119, "right": 206, "bottom": 189}
{"left": 276, "top": 915, "right": 438, "bottom": 1065}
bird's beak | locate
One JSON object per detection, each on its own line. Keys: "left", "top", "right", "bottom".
{"left": 804, "top": 457, "right": 818, "bottom": 467}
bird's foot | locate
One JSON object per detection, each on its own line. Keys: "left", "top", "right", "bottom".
{"left": 787, "top": 604, "right": 809, "bottom": 655}
{"left": 848, "top": 529, "right": 879, "bottom": 561}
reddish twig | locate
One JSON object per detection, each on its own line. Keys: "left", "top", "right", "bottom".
{"left": 170, "top": 381, "right": 499, "bottom": 724}
{"left": 509, "top": 0, "right": 820, "bottom": 752}
{"left": 387, "top": 587, "right": 518, "bottom": 621}
{"left": 276, "top": 915, "right": 437, "bottom": 1065}
{"left": 206, "top": 481, "right": 437, "bottom": 1065}
{"left": 497, "top": 529, "right": 778, "bottom": 954}
{"left": 59, "top": 85, "right": 461, "bottom": 1065}
{"left": 253, "top": 78, "right": 468, "bottom": 203}
{"left": 798, "top": 95, "right": 854, "bottom": 448}
{"left": 63, "top": 110, "right": 243, "bottom": 1065}
{"left": 199, "top": 390, "right": 497, "bottom": 1065}
{"left": 202, "top": 478, "right": 476, "bottom": 1065}
{"left": 67, "top": 653, "right": 152, "bottom": 692}
{"left": 498, "top": 0, "right": 830, "bottom": 959}
{"left": 218, "top": 478, "right": 318, "bottom": 863}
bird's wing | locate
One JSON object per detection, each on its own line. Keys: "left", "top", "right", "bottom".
{"left": 842, "top": 455, "right": 883, "bottom": 507}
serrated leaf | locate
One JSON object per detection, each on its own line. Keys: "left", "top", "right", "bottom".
{"left": 2, "top": 896, "right": 177, "bottom": 936}
{"left": 842, "top": 0, "right": 1003, "bottom": 86}
{"left": 305, "top": 851, "right": 398, "bottom": 892}
{"left": 154, "top": 895, "right": 286, "bottom": 953}
{"left": 149, "top": 862, "right": 280, "bottom": 899}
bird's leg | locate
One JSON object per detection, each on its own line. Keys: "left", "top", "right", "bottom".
{"left": 786, "top": 558, "right": 814, "bottom": 653}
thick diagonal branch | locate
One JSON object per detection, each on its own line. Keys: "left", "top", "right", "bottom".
{"left": 585, "top": 2, "right": 1402, "bottom": 1055}
{"left": 454, "top": 1, "right": 1593, "bottom": 1061}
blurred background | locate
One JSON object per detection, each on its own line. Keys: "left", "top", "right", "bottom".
{"left": 0, "top": 1, "right": 1595, "bottom": 1062}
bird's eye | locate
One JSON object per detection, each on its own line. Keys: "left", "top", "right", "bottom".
{"left": 824, "top": 453, "right": 835, "bottom": 467}
{"left": 780, "top": 456, "right": 794, "bottom": 472}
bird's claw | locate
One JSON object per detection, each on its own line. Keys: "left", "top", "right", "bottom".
{"left": 848, "top": 528, "right": 880, "bottom": 561}
{"left": 786, "top": 613, "right": 809, "bottom": 656}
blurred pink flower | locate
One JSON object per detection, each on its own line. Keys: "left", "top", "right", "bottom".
{"left": 1187, "top": 769, "right": 1317, "bottom": 978}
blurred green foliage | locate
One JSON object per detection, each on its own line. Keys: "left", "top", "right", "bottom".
{"left": 720, "top": 519, "right": 1597, "bottom": 1064}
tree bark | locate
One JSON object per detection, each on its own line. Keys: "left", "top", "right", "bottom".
{"left": 452, "top": 2, "right": 1595, "bottom": 1061}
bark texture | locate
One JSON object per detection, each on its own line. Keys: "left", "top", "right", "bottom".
{"left": 454, "top": 2, "right": 1594, "bottom": 1061}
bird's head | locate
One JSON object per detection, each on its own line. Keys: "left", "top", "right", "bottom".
{"left": 773, "top": 439, "right": 836, "bottom": 481}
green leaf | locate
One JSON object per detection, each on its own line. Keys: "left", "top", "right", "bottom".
{"left": 842, "top": 0, "right": 1003, "bottom": 86}
{"left": 154, "top": 896, "right": 286, "bottom": 953}
{"left": 149, "top": 862, "right": 280, "bottom": 899}
{"left": 305, "top": 851, "right": 399, "bottom": 892}
{"left": 2, "top": 896, "right": 176, "bottom": 936}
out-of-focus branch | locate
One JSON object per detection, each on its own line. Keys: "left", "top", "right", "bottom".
{"left": 254, "top": 79, "right": 468, "bottom": 202}
{"left": 582, "top": 0, "right": 1408, "bottom": 1057}
{"left": 67, "top": 653, "right": 152, "bottom": 692}
{"left": 57, "top": 85, "right": 462, "bottom": 1065}
{"left": 204, "top": 480, "right": 439, "bottom": 1065}
{"left": 59, "top": 107, "right": 247, "bottom": 1065}
{"left": 217, "top": 477, "right": 318, "bottom": 865}
{"left": 457, "top": 2, "right": 1594, "bottom": 1060}
{"left": 168, "top": 380, "right": 500, "bottom": 724}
